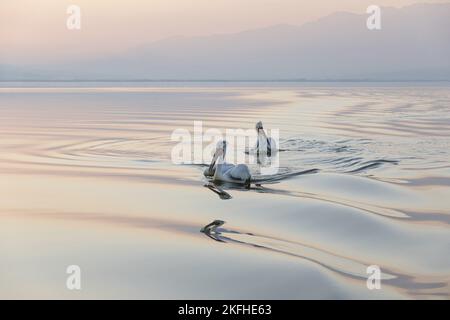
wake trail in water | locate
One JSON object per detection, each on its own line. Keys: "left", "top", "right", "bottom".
{"left": 277, "top": 137, "right": 401, "bottom": 174}
{"left": 251, "top": 168, "right": 319, "bottom": 184}
{"left": 346, "top": 159, "right": 399, "bottom": 173}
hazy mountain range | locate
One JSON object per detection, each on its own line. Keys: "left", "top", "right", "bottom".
{"left": 2, "top": 2, "right": 450, "bottom": 81}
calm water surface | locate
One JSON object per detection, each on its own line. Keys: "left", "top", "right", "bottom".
{"left": 0, "top": 83, "right": 449, "bottom": 299}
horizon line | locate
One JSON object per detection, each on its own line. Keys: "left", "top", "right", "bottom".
{"left": 1, "top": 79, "right": 450, "bottom": 83}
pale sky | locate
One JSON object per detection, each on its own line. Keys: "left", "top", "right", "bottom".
{"left": 1, "top": 0, "right": 448, "bottom": 64}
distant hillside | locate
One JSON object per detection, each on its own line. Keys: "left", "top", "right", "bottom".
{"left": 2, "top": 3, "right": 450, "bottom": 81}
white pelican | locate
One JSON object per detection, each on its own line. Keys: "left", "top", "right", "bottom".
{"left": 255, "top": 121, "right": 277, "bottom": 156}
{"left": 204, "top": 141, "right": 251, "bottom": 187}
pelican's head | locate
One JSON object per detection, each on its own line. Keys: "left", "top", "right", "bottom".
{"left": 208, "top": 140, "right": 227, "bottom": 173}
{"left": 256, "top": 121, "right": 264, "bottom": 132}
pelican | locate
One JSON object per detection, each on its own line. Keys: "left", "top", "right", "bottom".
{"left": 204, "top": 141, "right": 251, "bottom": 187}
{"left": 255, "top": 121, "right": 277, "bottom": 156}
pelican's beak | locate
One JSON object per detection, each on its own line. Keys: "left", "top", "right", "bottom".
{"left": 208, "top": 151, "right": 220, "bottom": 173}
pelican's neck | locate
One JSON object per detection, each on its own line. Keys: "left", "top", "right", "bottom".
{"left": 217, "top": 152, "right": 225, "bottom": 164}
{"left": 257, "top": 129, "right": 272, "bottom": 155}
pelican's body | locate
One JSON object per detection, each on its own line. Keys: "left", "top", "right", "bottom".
{"left": 255, "top": 121, "right": 277, "bottom": 156}
{"left": 204, "top": 141, "right": 251, "bottom": 186}
{"left": 213, "top": 163, "right": 251, "bottom": 184}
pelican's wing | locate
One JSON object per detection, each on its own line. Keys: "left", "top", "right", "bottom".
{"left": 229, "top": 164, "right": 251, "bottom": 181}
